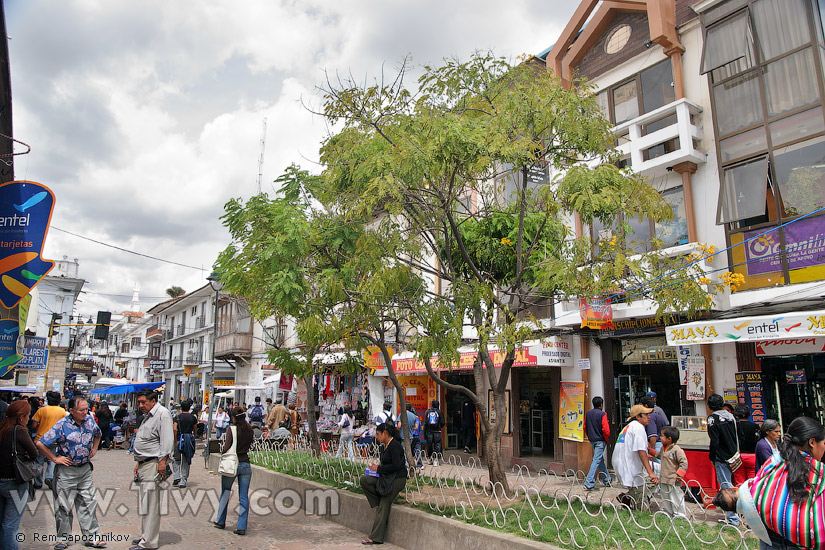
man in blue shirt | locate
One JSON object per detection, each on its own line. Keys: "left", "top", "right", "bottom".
{"left": 37, "top": 397, "right": 105, "bottom": 549}
{"left": 397, "top": 403, "right": 423, "bottom": 469}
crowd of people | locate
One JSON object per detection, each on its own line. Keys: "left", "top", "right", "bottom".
{"left": 584, "top": 390, "right": 825, "bottom": 550}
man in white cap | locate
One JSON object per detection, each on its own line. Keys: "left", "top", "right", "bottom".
{"left": 611, "top": 403, "right": 659, "bottom": 509}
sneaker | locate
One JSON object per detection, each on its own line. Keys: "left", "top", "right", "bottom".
{"left": 45, "top": 478, "right": 53, "bottom": 490}
{"left": 172, "top": 479, "right": 180, "bottom": 487}
{"left": 584, "top": 485, "right": 596, "bottom": 491}
{"left": 464, "top": 447, "right": 470, "bottom": 453}
{"left": 130, "top": 536, "right": 145, "bottom": 545}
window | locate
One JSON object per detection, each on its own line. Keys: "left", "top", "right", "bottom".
{"left": 131, "top": 337, "right": 141, "bottom": 346}
{"left": 656, "top": 187, "right": 690, "bottom": 248}
{"left": 752, "top": 0, "right": 810, "bottom": 60}
{"left": 717, "top": 157, "right": 770, "bottom": 224}
{"left": 596, "top": 59, "right": 675, "bottom": 126}
{"left": 713, "top": 71, "right": 763, "bottom": 136}
{"left": 763, "top": 49, "right": 819, "bottom": 117}
{"left": 605, "top": 24, "right": 632, "bottom": 54}
{"left": 720, "top": 127, "right": 768, "bottom": 162}
{"left": 701, "top": 11, "right": 755, "bottom": 74}
{"left": 773, "top": 135, "right": 825, "bottom": 217}
{"left": 769, "top": 107, "right": 825, "bottom": 147}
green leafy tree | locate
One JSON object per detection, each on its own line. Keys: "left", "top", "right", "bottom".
{"left": 316, "top": 53, "right": 721, "bottom": 492}
{"left": 215, "top": 165, "right": 363, "bottom": 454}
{"left": 165, "top": 286, "right": 185, "bottom": 298}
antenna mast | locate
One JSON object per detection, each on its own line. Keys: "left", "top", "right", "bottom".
{"left": 256, "top": 117, "right": 267, "bottom": 195}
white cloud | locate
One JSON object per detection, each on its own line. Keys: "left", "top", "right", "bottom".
{"left": 6, "top": 0, "right": 576, "bottom": 315}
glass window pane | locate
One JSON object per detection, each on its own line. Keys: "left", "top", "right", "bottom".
{"left": 713, "top": 71, "right": 763, "bottom": 136}
{"left": 613, "top": 80, "right": 639, "bottom": 124}
{"left": 769, "top": 107, "right": 825, "bottom": 147}
{"left": 641, "top": 59, "right": 675, "bottom": 114}
{"left": 702, "top": 12, "right": 755, "bottom": 74}
{"left": 720, "top": 127, "right": 768, "bottom": 162}
{"left": 718, "top": 157, "right": 770, "bottom": 223}
{"left": 655, "top": 187, "right": 690, "bottom": 248}
{"left": 773, "top": 136, "right": 825, "bottom": 217}
{"left": 596, "top": 90, "right": 610, "bottom": 122}
{"left": 704, "top": 0, "right": 747, "bottom": 24}
{"left": 624, "top": 214, "right": 653, "bottom": 253}
{"left": 752, "top": 0, "right": 811, "bottom": 61}
{"left": 763, "top": 48, "right": 819, "bottom": 118}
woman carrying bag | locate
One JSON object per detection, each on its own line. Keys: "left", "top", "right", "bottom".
{"left": 0, "top": 400, "right": 40, "bottom": 550}
{"left": 359, "top": 422, "right": 407, "bottom": 545}
{"left": 336, "top": 406, "right": 355, "bottom": 461}
{"left": 213, "top": 406, "right": 253, "bottom": 536}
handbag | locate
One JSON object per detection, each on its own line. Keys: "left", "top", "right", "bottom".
{"left": 727, "top": 422, "right": 743, "bottom": 473}
{"left": 218, "top": 426, "right": 238, "bottom": 477}
{"left": 342, "top": 415, "right": 350, "bottom": 429}
{"left": 12, "top": 425, "right": 43, "bottom": 483}
{"left": 376, "top": 474, "right": 394, "bottom": 497}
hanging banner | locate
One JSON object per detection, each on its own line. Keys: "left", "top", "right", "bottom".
{"left": 392, "top": 347, "right": 537, "bottom": 374}
{"left": 755, "top": 338, "right": 825, "bottom": 356}
{"left": 487, "top": 389, "right": 511, "bottom": 435}
{"left": 677, "top": 345, "right": 692, "bottom": 385}
{"left": 686, "top": 357, "right": 705, "bottom": 401}
{"left": 558, "top": 381, "right": 585, "bottom": 442}
{"left": 735, "top": 372, "right": 766, "bottom": 423}
{"left": 0, "top": 319, "right": 22, "bottom": 376}
{"left": 0, "top": 181, "right": 56, "bottom": 309}
{"left": 580, "top": 297, "right": 613, "bottom": 329}
{"left": 278, "top": 373, "right": 295, "bottom": 391}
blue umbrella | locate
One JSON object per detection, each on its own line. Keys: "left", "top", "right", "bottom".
{"left": 90, "top": 381, "right": 165, "bottom": 395}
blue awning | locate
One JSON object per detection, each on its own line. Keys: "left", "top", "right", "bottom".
{"left": 90, "top": 381, "right": 165, "bottom": 395}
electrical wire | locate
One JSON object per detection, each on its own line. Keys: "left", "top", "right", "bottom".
{"left": 50, "top": 226, "right": 206, "bottom": 271}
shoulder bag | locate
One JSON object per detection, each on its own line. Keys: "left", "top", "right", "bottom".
{"left": 218, "top": 426, "right": 238, "bottom": 477}
{"left": 726, "top": 421, "right": 743, "bottom": 473}
{"left": 376, "top": 474, "right": 394, "bottom": 496}
{"left": 12, "top": 425, "right": 43, "bottom": 483}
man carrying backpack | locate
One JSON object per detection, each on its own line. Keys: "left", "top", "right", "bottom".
{"left": 374, "top": 402, "right": 394, "bottom": 426}
{"left": 423, "top": 400, "right": 444, "bottom": 466}
{"left": 247, "top": 397, "right": 266, "bottom": 426}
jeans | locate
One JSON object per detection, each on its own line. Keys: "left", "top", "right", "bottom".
{"left": 584, "top": 440, "right": 611, "bottom": 488}
{"left": 336, "top": 433, "right": 355, "bottom": 461}
{"left": 34, "top": 445, "right": 57, "bottom": 488}
{"left": 216, "top": 427, "right": 226, "bottom": 439}
{"left": 100, "top": 424, "right": 111, "bottom": 448}
{"left": 216, "top": 461, "right": 251, "bottom": 531}
{"left": 412, "top": 437, "right": 423, "bottom": 468}
{"left": 0, "top": 479, "right": 29, "bottom": 550}
{"left": 714, "top": 461, "right": 740, "bottom": 525}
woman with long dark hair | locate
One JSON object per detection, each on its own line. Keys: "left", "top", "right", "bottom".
{"left": 359, "top": 422, "right": 407, "bottom": 545}
{"left": 0, "top": 400, "right": 39, "bottom": 550}
{"left": 714, "top": 416, "right": 825, "bottom": 550}
{"left": 96, "top": 402, "right": 113, "bottom": 450}
{"left": 214, "top": 406, "right": 253, "bottom": 536}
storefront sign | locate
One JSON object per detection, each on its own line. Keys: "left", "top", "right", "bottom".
{"left": 16, "top": 336, "right": 48, "bottom": 370}
{"left": 666, "top": 309, "right": 825, "bottom": 345}
{"left": 785, "top": 369, "right": 807, "bottom": 384}
{"left": 686, "top": 357, "right": 705, "bottom": 401}
{"left": 70, "top": 361, "right": 94, "bottom": 374}
{"left": 533, "top": 337, "right": 573, "bottom": 367}
{"left": 392, "top": 347, "right": 537, "bottom": 374}
{"left": 755, "top": 338, "right": 825, "bottom": 356}
{"left": 580, "top": 297, "right": 613, "bottom": 329}
{"left": 0, "top": 181, "right": 56, "bottom": 309}
{"left": 735, "top": 372, "right": 766, "bottom": 423}
{"left": 621, "top": 336, "right": 677, "bottom": 363}
{"left": 149, "top": 359, "right": 165, "bottom": 371}
{"left": 744, "top": 214, "right": 825, "bottom": 275}
{"left": 487, "top": 389, "right": 511, "bottom": 434}
{"left": 213, "top": 379, "right": 235, "bottom": 387}
{"left": 677, "top": 345, "right": 693, "bottom": 385}
{"left": 558, "top": 382, "right": 584, "bottom": 442}
{"left": 364, "top": 346, "right": 393, "bottom": 376}
{"left": 401, "top": 375, "right": 436, "bottom": 422}
{"left": 0, "top": 319, "right": 21, "bottom": 376}
{"left": 600, "top": 316, "right": 667, "bottom": 336}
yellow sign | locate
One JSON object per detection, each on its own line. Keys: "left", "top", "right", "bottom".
{"left": 204, "top": 390, "right": 210, "bottom": 405}
{"left": 213, "top": 379, "right": 235, "bottom": 387}
{"left": 364, "top": 346, "right": 393, "bottom": 375}
{"left": 558, "top": 381, "right": 585, "bottom": 442}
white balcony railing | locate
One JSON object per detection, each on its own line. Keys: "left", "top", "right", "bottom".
{"left": 612, "top": 98, "right": 707, "bottom": 176}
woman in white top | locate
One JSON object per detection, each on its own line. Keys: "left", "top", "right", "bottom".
{"left": 336, "top": 405, "right": 356, "bottom": 461}
{"left": 215, "top": 407, "right": 230, "bottom": 439}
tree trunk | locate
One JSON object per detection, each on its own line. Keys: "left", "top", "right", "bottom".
{"left": 303, "top": 373, "right": 321, "bottom": 456}
{"left": 482, "top": 388, "right": 510, "bottom": 494}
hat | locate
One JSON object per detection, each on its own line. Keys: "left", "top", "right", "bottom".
{"left": 627, "top": 404, "right": 653, "bottom": 421}
{"left": 646, "top": 391, "right": 657, "bottom": 398}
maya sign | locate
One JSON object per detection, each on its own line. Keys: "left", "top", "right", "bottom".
{"left": 666, "top": 309, "right": 825, "bottom": 345}
{"left": 0, "top": 181, "right": 55, "bottom": 308}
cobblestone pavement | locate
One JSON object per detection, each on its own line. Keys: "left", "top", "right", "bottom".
{"left": 18, "top": 447, "right": 402, "bottom": 550}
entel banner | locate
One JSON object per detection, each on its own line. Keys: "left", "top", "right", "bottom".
{"left": 0, "top": 181, "right": 55, "bottom": 309}
{"left": 666, "top": 309, "right": 825, "bottom": 346}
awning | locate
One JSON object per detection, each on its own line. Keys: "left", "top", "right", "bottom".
{"left": 90, "top": 381, "right": 165, "bottom": 394}
{"left": 0, "top": 386, "right": 36, "bottom": 393}
{"left": 666, "top": 309, "right": 825, "bottom": 346}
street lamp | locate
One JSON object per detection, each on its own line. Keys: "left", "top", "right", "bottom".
{"left": 204, "top": 270, "right": 224, "bottom": 466}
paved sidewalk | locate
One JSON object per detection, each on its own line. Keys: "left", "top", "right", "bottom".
{"left": 18, "top": 447, "right": 401, "bottom": 550}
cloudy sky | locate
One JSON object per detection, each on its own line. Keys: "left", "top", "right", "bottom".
{"left": 6, "top": 0, "right": 576, "bottom": 317}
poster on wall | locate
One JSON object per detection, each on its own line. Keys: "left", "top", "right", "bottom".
{"left": 558, "top": 381, "right": 585, "bottom": 442}
{"left": 677, "top": 346, "right": 692, "bottom": 385}
{"left": 487, "top": 389, "right": 511, "bottom": 434}
{"left": 401, "top": 375, "right": 433, "bottom": 424}
{"left": 580, "top": 297, "right": 613, "bottom": 329}
{"left": 686, "top": 357, "right": 705, "bottom": 401}
{"left": 735, "top": 372, "right": 766, "bottom": 423}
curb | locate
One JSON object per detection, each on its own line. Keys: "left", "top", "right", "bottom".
{"left": 209, "top": 455, "right": 558, "bottom": 549}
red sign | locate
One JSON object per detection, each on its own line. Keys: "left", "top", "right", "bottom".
{"left": 392, "top": 347, "right": 537, "bottom": 374}
{"left": 580, "top": 297, "right": 613, "bottom": 329}
{"left": 279, "top": 374, "right": 294, "bottom": 390}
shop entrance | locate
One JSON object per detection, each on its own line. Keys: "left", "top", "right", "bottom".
{"left": 444, "top": 373, "right": 475, "bottom": 449}
{"left": 760, "top": 354, "right": 825, "bottom": 428}
{"left": 517, "top": 367, "right": 557, "bottom": 458}
{"left": 613, "top": 363, "right": 692, "bottom": 423}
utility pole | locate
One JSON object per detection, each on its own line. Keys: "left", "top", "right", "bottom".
{"left": 256, "top": 117, "right": 267, "bottom": 195}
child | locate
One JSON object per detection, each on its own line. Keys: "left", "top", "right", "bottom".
{"left": 657, "top": 426, "right": 688, "bottom": 519}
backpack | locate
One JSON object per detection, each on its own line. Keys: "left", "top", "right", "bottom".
{"left": 249, "top": 404, "right": 265, "bottom": 422}
{"left": 427, "top": 409, "right": 440, "bottom": 427}
{"left": 342, "top": 415, "right": 350, "bottom": 428}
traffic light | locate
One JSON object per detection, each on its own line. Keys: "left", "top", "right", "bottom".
{"left": 94, "top": 311, "right": 111, "bottom": 340}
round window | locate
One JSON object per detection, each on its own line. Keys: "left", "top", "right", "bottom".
{"left": 604, "top": 24, "right": 632, "bottom": 54}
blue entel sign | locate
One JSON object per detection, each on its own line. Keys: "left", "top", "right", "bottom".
{"left": 0, "top": 181, "right": 55, "bottom": 309}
